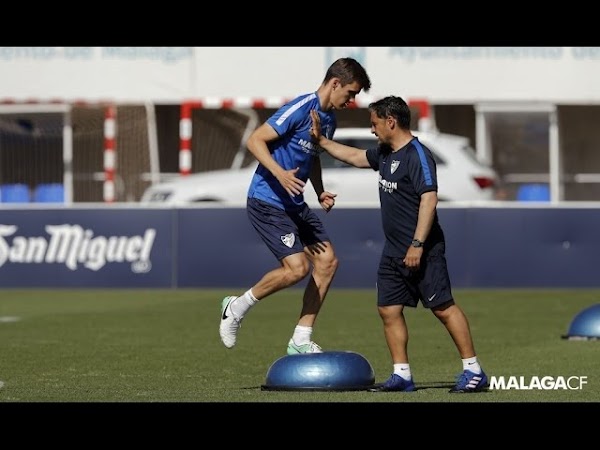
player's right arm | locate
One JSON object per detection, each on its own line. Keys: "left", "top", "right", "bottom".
{"left": 246, "top": 122, "right": 306, "bottom": 196}
{"left": 310, "top": 110, "right": 370, "bottom": 169}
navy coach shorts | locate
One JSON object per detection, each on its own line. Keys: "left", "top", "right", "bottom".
{"left": 376, "top": 241, "right": 454, "bottom": 308}
{"left": 247, "top": 197, "right": 331, "bottom": 261}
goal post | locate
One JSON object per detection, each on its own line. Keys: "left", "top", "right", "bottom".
{"left": 0, "top": 97, "right": 430, "bottom": 203}
{"left": 0, "top": 102, "right": 71, "bottom": 204}
{"left": 178, "top": 99, "right": 275, "bottom": 177}
{"left": 177, "top": 96, "right": 431, "bottom": 176}
{"left": 0, "top": 101, "right": 158, "bottom": 204}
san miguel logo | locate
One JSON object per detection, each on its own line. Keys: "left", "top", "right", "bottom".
{"left": 0, "top": 224, "right": 156, "bottom": 273}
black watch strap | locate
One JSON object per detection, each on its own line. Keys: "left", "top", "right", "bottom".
{"left": 411, "top": 239, "right": 424, "bottom": 248}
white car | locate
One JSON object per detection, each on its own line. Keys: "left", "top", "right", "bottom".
{"left": 140, "top": 128, "right": 498, "bottom": 207}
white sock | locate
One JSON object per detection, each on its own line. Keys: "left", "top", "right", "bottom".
{"left": 393, "top": 363, "right": 412, "bottom": 381}
{"left": 230, "top": 289, "right": 259, "bottom": 318}
{"left": 291, "top": 325, "right": 312, "bottom": 345}
{"left": 462, "top": 356, "right": 481, "bottom": 374}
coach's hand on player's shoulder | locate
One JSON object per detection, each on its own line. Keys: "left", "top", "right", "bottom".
{"left": 319, "top": 191, "right": 337, "bottom": 213}
{"left": 310, "top": 109, "right": 321, "bottom": 141}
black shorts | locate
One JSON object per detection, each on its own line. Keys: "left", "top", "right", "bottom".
{"left": 247, "top": 197, "right": 331, "bottom": 261}
{"left": 376, "top": 241, "right": 454, "bottom": 308}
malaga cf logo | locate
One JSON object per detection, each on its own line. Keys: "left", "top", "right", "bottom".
{"left": 281, "top": 233, "right": 295, "bottom": 248}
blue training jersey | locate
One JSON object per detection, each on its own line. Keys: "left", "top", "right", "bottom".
{"left": 247, "top": 92, "right": 336, "bottom": 210}
{"left": 365, "top": 136, "right": 445, "bottom": 257}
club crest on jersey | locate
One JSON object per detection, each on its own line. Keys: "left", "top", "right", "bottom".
{"left": 391, "top": 160, "right": 400, "bottom": 174}
{"left": 281, "top": 233, "right": 295, "bottom": 248}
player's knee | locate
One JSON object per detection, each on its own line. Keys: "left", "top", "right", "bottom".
{"left": 327, "top": 255, "right": 339, "bottom": 276}
{"left": 285, "top": 259, "right": 311, "bottom": 283}
{"left": 314, "top": 254, "right": 338, "bottom": 278}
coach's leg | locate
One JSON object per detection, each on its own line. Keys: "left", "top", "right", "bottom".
{"left": 432, "top": 301, "right": 476, "bottom": 358}
{"left": 379, "top": 304, "right": 409, "bottom": 363}
{"left": 433, "top": 301, "right": 487, "bottom": 392}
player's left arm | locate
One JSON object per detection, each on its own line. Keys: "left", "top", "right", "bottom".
{"left": 309, "top": 155, "right": 337, "bottom": 212}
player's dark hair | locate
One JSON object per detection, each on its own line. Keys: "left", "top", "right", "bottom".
{"left": 368, "top": 96, "right": 411, "bottom": 130}
{"left": 323, "top": 57, "right": 371, "bottom": 92}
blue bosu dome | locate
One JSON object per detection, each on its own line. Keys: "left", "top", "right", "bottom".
{"left": 564, "top": 304, "right": 600, "bottom": 340}
{"left": 262, "top": 351, "right": 375, "bottom": 391}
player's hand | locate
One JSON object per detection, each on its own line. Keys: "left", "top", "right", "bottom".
{"left": 310, "top": 109, "right": 321, "bottom": 141}
{"left": 276, "top": 167, "right": 306, "bottom": 196}
{"left": 319, "top": 191, "right": 337, "bottom": 212}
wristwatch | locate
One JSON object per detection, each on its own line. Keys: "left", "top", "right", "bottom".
{"left": 411, "top": 239, "right": 424, "bottom": 248}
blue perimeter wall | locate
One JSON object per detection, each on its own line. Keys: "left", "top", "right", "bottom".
{"left": 0, "top": 205, "right": 598, "bottom": 289}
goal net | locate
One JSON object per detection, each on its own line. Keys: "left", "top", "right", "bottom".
{"left": 0, "top": 103, "right": 156, "bottom": 204}
{"left": 0, "top": 100, "right": 424, "bottom": 204}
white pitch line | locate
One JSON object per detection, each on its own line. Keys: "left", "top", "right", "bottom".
{"left": 0, "top": 316, "right": 21, "bottom": 323}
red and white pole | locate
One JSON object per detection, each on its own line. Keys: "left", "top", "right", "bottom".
{"left": 408, "top": 98, "right": 433, "bottom": 132}
{"left": 179, "top": 101, "right": 201, "bottom": 176}
{"left": 103, "top": 104, "right": 117, "bottom": 202}
{"left": 177, "top": 95, "right": 401, "bottom": 176}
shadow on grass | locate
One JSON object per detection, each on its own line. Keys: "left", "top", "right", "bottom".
{"left": 241, "top": 381, "right": 463, "bottom": 392}
{"left": 415, "top": 381, "right": 456, "bottom": 390}
{"left": 240, "top": 381, "right": 495, "bottom": 394}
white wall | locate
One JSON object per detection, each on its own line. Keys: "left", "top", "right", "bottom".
{"left": 1, "top": 46, "right": 600, "bottom": 104}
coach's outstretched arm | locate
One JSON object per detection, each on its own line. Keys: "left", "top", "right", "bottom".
{"left": 310, "top": 110, "right": 370, "bottom": 169}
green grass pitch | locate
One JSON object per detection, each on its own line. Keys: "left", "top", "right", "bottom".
{"left": 0, "top": 288, "right": 598, "bottom": 403}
